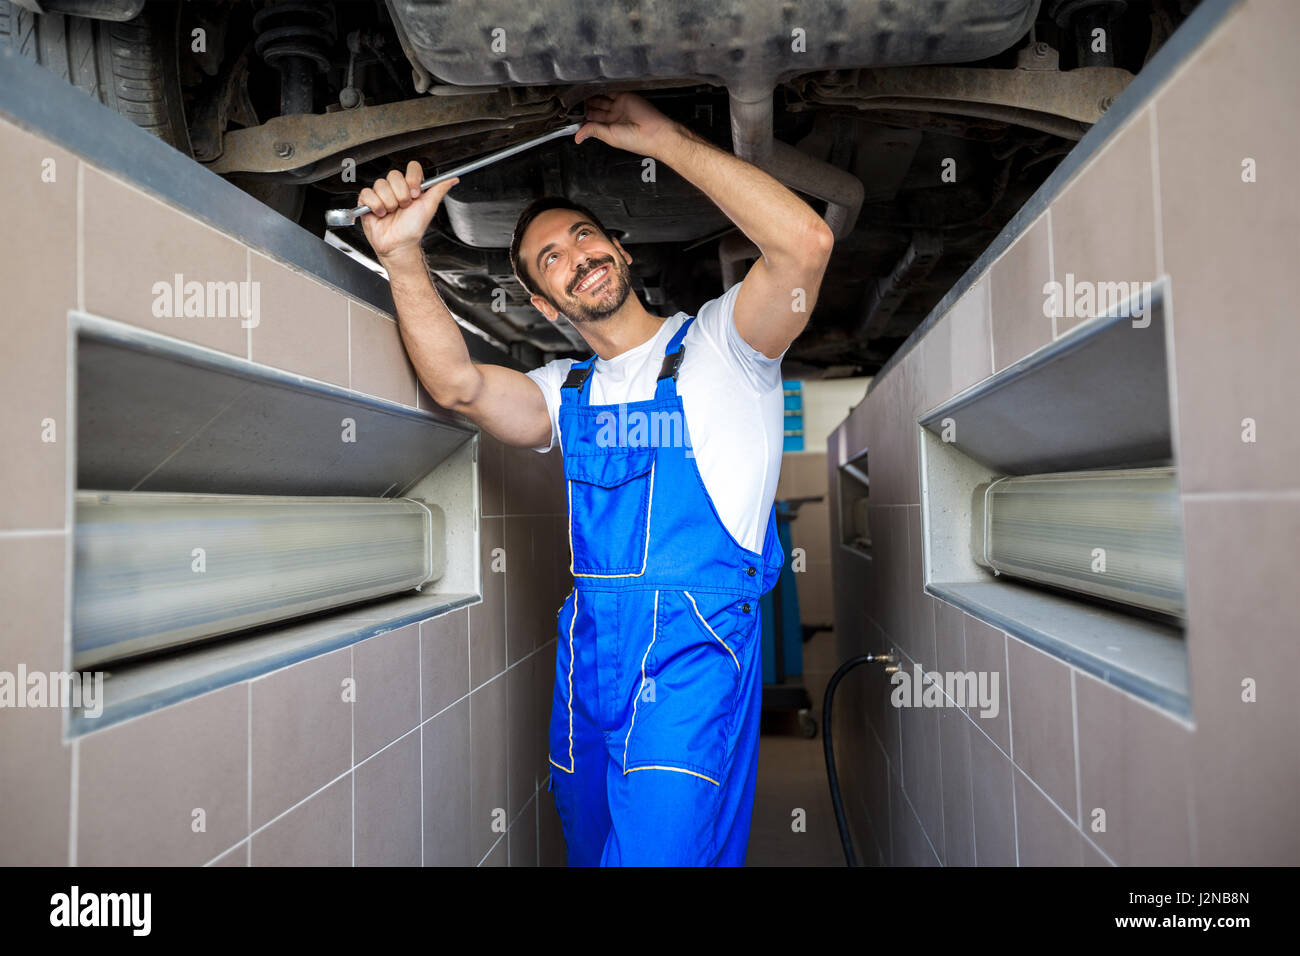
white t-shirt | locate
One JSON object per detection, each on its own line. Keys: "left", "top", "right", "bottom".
{"left": 524, "top": 281, "right": 786, "bottom": 554}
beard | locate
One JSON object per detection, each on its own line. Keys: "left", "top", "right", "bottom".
{"left": 554, "top": 255, "right": 633, "bottom": 324}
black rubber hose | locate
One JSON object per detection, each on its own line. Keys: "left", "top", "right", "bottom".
{"left": 822, "top": 653, "right": 884, "bottom": 867}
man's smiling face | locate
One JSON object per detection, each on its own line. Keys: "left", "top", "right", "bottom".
{"left": 520, "top": 208, "right": 634, "bottom": 324}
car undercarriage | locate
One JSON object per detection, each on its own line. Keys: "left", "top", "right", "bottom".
{"left": 4, "top": 0, "right": 1198, "bottom": 374}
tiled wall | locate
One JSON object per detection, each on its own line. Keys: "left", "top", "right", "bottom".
{"left": 775, "top": 451, "right": 833, "bottom": 630}
{"left": 827, "top": 0, "right": 1299, "bottom": 866}
{"left": 0, "top": 114, "right": 571, "bottom": 865}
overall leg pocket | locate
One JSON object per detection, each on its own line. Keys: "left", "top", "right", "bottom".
{"left": 681, "top": 589, "right": 758, "bottom": 674}
{"left": 620, "top": 590, "right": 745, "bottom": 784}
{"left": 564, "top": 448, "right": 657, "bottom": 576}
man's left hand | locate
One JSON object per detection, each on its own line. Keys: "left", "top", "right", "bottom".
{"left": 575, "top": 92, "right": 678, "bottom": 155}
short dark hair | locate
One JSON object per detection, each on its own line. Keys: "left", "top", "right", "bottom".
{"left": 509, "top": 196, "right": 612, "bottom": 299}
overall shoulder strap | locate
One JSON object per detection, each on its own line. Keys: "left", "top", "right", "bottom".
{"left": 656, "top": 315, "right": 695, "bottom": 383}
{"left": 559, "top": 356, "right": 596, "bottom": 406}
{"left": 653, "top": 315, "right": 695, "bottom": 401}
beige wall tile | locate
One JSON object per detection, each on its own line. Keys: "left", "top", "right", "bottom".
{"left": 422, "top": 698, "right": 471, "bottom": 866}
{"left": 890, "top": 770, "right": 939, "bottom": 866}
{"left": 503, "top": 443, "right": 565, "bottom": 516}
{"left": 533, "top": 640, "right": 557, "bottom": 787}
{"left": 353, "top": 624, "right": 420, "bottom": 762}
{"left": 859, "top": 729, "right": 891, "bottom": 864}
{"left": 250, "top": 775, "right": 351, "bottom": 867}
{"left": 420, "top": 608, "right": 469, "bottom": 720}
{"left": 0, "top": 535, "right": 65, "bottom": 677}
{"left": 1082, "top": 835, "right": 1114, "bottom": 866}
{"left": 1075, "top": 669, "right": 1193, "bottom": 865}
{"left": 0, "top": 534, "right": 71, "bottom": 864}
{"left": 249, "top": 647, "right": 351, "bottom": 829}
{"left": 535, "top": 516, "right": 567, "bottom": 653}
{"left": 1013, "top": 767, "right": 1083, "bottom": 866}
{"left": 864, "top": 506, "right": 890, "bottom": 635}
{"left": 504, "top": 516, "right": 544, "bottom": 666}
{"left": 963, "top": 617, "right": 1010, "bottom": 754}
{"left": 0, "top": 696, "right": 70, "bottom": 867}
{"left": 355, "top": 731, "right": 421, "bottom": 866}
{"left": 885, "top": 771, "right": 908, "bottom": 865}
{"left": 83, "top": 166, "right": 247, "bottom": 356}
{"left": 842, "top": 393, "right": 871, "bottom": 459}
{"left": 886, "top": 508, "right": 909, "bottom": 650}
{"left": 989, "top": 213, "right": 1053, "bottom": 371}
{"left": 509, "top": 796, "right": 539, "bottom": 866}
{"left": 914, "top": 277, "right": 993, "bottom": 416}
{"left": 907, "top": 513, "right": 936, "bottom": 671}
{"left": 1007, "top": 637, "right": 1077, "bottom": 820}
{"left": 506, "top": 655, "right": 537, "bottom": 820}
{"left": 876, "top": 356, "right": 923, "bottom": 507}
{"left": 1182, "top": 496, "right": 1300, "bottom": 864}
{"left": 469, "top": 676, "right": 507, "bottom": 863}
{"left": 348, "top": 301, "right": 417, "bottom": 405}
{"left": 968, "top": 724, "right": 1016, "bottom": 866}
{"left": 0, "top": 122, "right": 75, "bottom": 531}
{"left": 209, "top": 842, "right": 249, "bottom": 866}
{"left": 948, "top": 276, "right": 994, "bottom": 395}
{"left": 527, "top": 652, "right": 552, "bottom": 793}
{"left": 832, "top": 550, "right": 867, "bottom": 656}
{"left": 938, "top": 706, "right": 975, "bottom": 866}
{"left": 933, "top": 599, "right": 967, "bottom": 678}
{"left": 1051, "top": 110, "right": 1159, "bottom": 336}
{"left": 479, "top": 431, "right": 505, "bottom": 517}
{"left": 249, "top": 252, "right": 348, "bottom": 386}
{"left": 915, "top": 317, "right": 953, "bottom": 419}
{"left": 470, "top": 516, "right": 506, "bottom": 685}
{"left": 899, "top": 687, "right": 944, "bottom": 860}
{"left": 481, "top": 836, "right": 507, "bottom": 865}
{"left": 77, "top": 683, "right": 247, "bottom": 866}
{"left": 863, "top": 625, "right": 901, "bottom": 774}
{"left": 552, "top": 513, "right": 574, "bottom": 611}
{"left": 1156, "top": 2, "right": 1300, "bottom": 494}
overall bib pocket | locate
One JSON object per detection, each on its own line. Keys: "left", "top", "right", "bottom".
{"left": 564, "top": 447, "right": 657, "bottom": 576}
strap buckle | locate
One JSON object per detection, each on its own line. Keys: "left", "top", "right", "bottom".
{"left": 657, "top": 345, "right": 686, "bottom": 382}
{"left": 561, "top": 364, "right": 593, "bottom": 389}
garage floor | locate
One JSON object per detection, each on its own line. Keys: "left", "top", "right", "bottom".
{"left": 748, "top": 628, "right": 845, "bottom": 867}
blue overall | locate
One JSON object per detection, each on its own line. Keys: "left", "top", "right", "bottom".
{"left": 547, "top": 316, "right": 784, "bottom": 866}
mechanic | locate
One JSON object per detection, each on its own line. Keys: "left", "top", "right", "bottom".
{"left": 357, "top": 92, "right": 834, "bottom": 866}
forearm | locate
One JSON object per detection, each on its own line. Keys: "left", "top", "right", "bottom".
{"left": 653, "top": 123, "right": 828, "bottom": 256}
{"left": 381, "top": 248, "right": 483, "bottom": 409}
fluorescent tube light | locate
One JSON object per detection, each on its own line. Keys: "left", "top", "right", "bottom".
{"left": 73, "top": 491, "right": 444, "bottom": 668}
{"left": 971, "top": 467, "right": 1185, "bottom": 618}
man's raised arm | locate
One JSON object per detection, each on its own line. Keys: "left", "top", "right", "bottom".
{"left": 358, "top": 163, "right": 553, "bottom": 449}
{"left": 577, "top": 93, "right": 835, "bottom": 361}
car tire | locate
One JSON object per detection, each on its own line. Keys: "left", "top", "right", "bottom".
{"left": 0, "top": 0, "right": 191, "bottom": 155}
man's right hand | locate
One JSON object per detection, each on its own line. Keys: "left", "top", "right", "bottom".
{"left": 357, "top": 161, "right": 459, "bottom": 266}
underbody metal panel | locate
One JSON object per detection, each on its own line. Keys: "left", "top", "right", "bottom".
{"left": 390, "top": 0, "right": 1041, "bottom": 92}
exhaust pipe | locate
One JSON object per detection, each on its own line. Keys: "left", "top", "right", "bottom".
{"left": 719, "top": 85, "right": 864, "bottom": 289}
